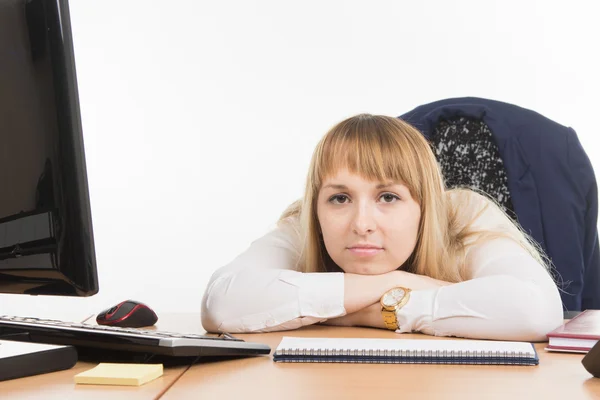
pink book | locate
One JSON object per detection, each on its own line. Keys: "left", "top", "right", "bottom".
{"left": 546, "top": 310, "right": 600, "bottom": 353}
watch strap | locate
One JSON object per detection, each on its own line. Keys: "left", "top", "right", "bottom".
{"left": 381, "top": 309, "right": 399, "bottom": 330}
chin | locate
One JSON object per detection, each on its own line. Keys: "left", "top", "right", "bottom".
{"left": 341, "top": 263, "right": 388, "bottom": 276}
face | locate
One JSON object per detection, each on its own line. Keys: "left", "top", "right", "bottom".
{"left": 316, "top": 168, "right": 421, "bottom": 275}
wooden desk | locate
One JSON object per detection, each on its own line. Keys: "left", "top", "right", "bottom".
{"left": 3, "top": 313, "right": 600, "bottom": 399}
{"left": 164, "top": 320, "right": 600, "bottom": 400}
{"left": 0, "top": 314, "right": 195, "bottom": 400}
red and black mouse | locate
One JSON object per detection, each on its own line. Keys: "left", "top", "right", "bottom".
{"left": 96, "top": 300, "right": 158, "bottom": 328}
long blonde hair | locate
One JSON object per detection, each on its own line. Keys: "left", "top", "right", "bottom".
{"left": 279, "top": 114, "right": 551, "bottom": 282}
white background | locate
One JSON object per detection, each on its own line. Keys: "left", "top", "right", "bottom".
{"left": 2, "top": 0, "right": 599, "bottom": 322}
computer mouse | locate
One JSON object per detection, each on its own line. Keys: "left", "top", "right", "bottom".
{"left": 96, "top": 300, "right": 158, "bottom": 328}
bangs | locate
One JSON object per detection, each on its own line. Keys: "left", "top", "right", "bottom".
{"left": 312, "top": 115, "right": 422, "bottom": 201}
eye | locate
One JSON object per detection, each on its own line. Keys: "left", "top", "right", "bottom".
{"left": 328, "top": 194, "right": 350, "bottom": 204}
{"left": 380, "top": 193, "right": 400, "bottom": 203}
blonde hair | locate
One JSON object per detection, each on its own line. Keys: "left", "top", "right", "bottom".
{"left": 279, "top": 114, "right": 552, "bottom": 282}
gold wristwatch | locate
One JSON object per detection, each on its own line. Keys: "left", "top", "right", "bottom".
{"left": 380, "top": 287, "right": 411, "bottom": 330}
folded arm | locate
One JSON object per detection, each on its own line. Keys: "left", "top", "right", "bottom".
{"left": 201, "top": 223, "right": 416, "bottom": 333}
{"left": 329, "top": 238, "right": 564, "bottom": 341}
{"left": 393, "top": 238, "right": 564, "bottom": 342}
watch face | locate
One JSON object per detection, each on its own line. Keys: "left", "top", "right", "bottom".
{"left": 382, "top": 288, "right": 405, "bottom": 307}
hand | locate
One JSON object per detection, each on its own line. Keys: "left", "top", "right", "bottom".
{"left": 321, "top": 313, "right": 356, "bottom": 327}
{"left": 341, "top": 269, "right": 453, "bottom": 319}
{"left": 331, "top": 270, "right": 452, "bottom": 329}
{"left": 323, "top": 303, "right": 387, "bottom": 329}
{"left": 349, "top": 302, "right": 387, "bottom": 329}
{"left": 390, "top": 270, "right": 453, "bottom": 290}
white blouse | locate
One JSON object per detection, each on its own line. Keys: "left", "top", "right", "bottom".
{"left": 201, "top": 192, "right": 564, "bottom": 342}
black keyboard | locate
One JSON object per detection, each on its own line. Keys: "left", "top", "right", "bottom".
{"left": 0, "top": 315, "right": 271, "bottom": 358}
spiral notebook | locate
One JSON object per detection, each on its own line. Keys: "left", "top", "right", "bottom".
{"left": 273, "top": 337, "right": 539, "bottom": 365}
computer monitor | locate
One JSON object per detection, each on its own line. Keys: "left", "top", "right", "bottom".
{"left": 0, "top": 2, "right": 273, "bottom": 379}
{"left": 0, "top": 0, "right": 98, "bottom": 296}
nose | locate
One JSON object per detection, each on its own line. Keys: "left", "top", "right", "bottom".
{"left": 351, "top": 204, "right": 377, "bottom": 235}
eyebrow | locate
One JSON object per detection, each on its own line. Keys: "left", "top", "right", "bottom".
{"left": 322, "top": 182, "right": 401, "bottom": 190}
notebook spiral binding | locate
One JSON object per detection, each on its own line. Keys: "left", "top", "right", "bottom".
{"left": 274, "top": 347, "right": 535, "bottom": 365}
{"left": 280, "top": 348, "right": 529, "bottom": 357}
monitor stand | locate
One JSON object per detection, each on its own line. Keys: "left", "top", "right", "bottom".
{"left": 0, "top": 333, "right": 78, "bottom": 381}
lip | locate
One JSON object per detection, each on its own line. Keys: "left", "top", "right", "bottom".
{"left": 348, "top": 244, "right": 383, "bottom": 249}
{"left": 347, "top": 245, "right": 384, "bottom": 257}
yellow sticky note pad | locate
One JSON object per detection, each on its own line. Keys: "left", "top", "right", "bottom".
{"left": 74, "top": 363, "right": 163, "bottom": 386}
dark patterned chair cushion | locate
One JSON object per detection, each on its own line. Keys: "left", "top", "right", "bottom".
{"left": 431, "top": 117, "right": 517, "bottom": 221}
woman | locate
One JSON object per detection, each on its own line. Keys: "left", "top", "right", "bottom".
{"left": 201, "top": 114, "right": 563, "bottom": 341}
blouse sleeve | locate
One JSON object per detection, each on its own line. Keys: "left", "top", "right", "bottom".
{"left": 395, "top": 194, "right": 564, "bottom": 342}
{"left": 201, "top": 221, "right": 346, "bottom": 333}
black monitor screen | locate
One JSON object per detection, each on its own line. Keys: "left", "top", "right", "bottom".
{"left": 0, "top": 0, "right": 98, "bottom": 296}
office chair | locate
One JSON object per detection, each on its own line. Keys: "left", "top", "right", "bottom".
{"left": 400, "top": 97, "right": 600, "bottom": 312}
